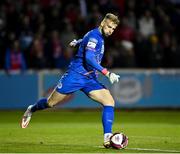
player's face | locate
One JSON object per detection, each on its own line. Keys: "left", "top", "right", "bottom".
{"left": 102, "top": 20, "right": 118, "bottom": 37}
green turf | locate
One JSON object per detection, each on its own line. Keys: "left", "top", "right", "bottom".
{"left": 0, "top": 109, "right": 180, "bottom": 153}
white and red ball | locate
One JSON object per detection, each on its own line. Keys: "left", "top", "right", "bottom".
{"left": 110, "top": 132, "right": 128, "bottom": 149}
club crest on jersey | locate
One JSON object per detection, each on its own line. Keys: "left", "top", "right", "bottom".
{"left": 57, "top": 82, "right": 62, "bottom": 89}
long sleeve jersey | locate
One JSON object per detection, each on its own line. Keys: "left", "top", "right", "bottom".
{"left": 68, "top": 28, "right": 105, "bottom": 78}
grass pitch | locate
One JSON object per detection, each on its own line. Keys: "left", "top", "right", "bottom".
{"left": 0, "top": 109, "right": 180, "bottom": 153}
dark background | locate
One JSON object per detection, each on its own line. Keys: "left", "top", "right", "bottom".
{"left": 0, "top": 0, "right": 180, "bottom": 71}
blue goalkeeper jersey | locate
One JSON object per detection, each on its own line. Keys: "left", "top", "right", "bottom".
{"left": 68, "top": 28, "right": 105, "bottom": 78}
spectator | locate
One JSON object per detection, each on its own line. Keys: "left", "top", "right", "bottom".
{"left": 0, "top": 0, "right": 180, "bottom": 69}
{"left": 134, "top": 32, "right": 150, "bottom": 68}
{"left": 61, "top": 46, "right": 74, "bottom": 69}
{"left": 168, "top": 37, "right": 180, "bottom": 68}
{"left": 60, "top": 19, "right": 77, "bottom": 48}
{"left": 5, "top": 40, "right": 26, "bottom": 72}
{"left": 64, "top": 3, "right": 79, "bottom": 26}
{"left": 87, "top": 4, "right": 103, "bottom": 28}
{"left": 126, "top": 10, "right": 137, "bottom": 30}
{"left": 19, "top": 31, "right": 33, "bottom": 67}
{"left": 114, "top": 16, "right": 135, "bottom": 42}
{"left": 46, "top": 30, "right": 64, "bottom": 68}
{"left": 161, "top": 32, "right": 172, "bottom": 67}
{"left": 138, "top": 10, "right": 155, "bottom": 39}
{"left": 114, "top": 40, "right": 136, "bottom": 68}
{"left": 148, "top": 35, "right": 164, "bottom": 68}
{"left": 30, "top": 34, "right": 47, "bottom": 69}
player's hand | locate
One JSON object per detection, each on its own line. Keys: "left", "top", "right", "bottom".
{"left": 69, "top": 39, "right": 78, "bottom": 47}
{"left": 106, "top": 72, "right": 120, "bottom": 84}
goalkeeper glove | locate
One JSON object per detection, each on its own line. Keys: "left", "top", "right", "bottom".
{"left": 106, "top": 72, "right": 120, "bottom": 84}
{"left": 69, "top": 39, "right": 82, "bottom": 47}
{"left": 102, "top": 69, "right": 120, "bottom": 84}
{"left": 69, "top": 39, "right": 78, "bottom": 47}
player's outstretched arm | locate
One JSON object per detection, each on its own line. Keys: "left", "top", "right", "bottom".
{"left": 85, "top": 50, "right": 120, "bottom": 84}
{"left": 69, "top": 39, "right": 82, "bottom": 47}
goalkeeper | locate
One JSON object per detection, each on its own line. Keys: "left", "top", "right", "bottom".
{"left": 21, "top": 13, "right": 120, "bottom": 148}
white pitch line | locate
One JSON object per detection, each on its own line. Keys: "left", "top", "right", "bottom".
{"left": 95, "top": 146, "right": 180, "bottom": 153}
{"left": 127, "top": 147, "right": 180, "bottom": 153}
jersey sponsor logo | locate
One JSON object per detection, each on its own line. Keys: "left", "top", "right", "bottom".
{"left": 87, "top": 41, "right": 97, "bottom": 49}
{"left": 86, "top": 38, "right": 98, "bottom": 49}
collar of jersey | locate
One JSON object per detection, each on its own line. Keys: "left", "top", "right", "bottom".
{"left": 96, "top": 28, "right": 103, "bottom": 39}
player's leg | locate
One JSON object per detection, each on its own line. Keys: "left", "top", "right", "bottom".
{"left": 21, "top": 70, "right": 85, "bottom": 128}
{"left": 21, "top": 89, "right": 68, "bottom": 128}
{"left": 31, "top": 89, "right": 68, "bottom": 112}
{"left": 88, "top": 89, "right": 115, "bottom": 148}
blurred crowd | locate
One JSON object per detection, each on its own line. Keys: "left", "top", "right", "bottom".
{"left": 0, "top": 0, "right": 180, "bottom": 72}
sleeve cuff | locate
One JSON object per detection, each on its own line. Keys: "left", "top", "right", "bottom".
{"left": 101, "top": 68, "right": 108, "bottom": 75}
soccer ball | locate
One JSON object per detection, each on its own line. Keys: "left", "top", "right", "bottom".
{"left": 110, "top": 132, "right": 128, "bottom": 149}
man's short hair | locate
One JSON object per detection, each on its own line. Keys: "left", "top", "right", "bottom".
{"left": 104, "top": 13, "right": 120, "bottom": 25}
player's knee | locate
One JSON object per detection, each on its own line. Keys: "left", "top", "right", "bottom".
{"left": 47, "top": 99, "right": 56, "bottom": 108}
{"left": 109, "top": 99, "right": 115, "bottom": 106}
{"left": 102, "top": 98, "right": 115, "bottom": 107}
